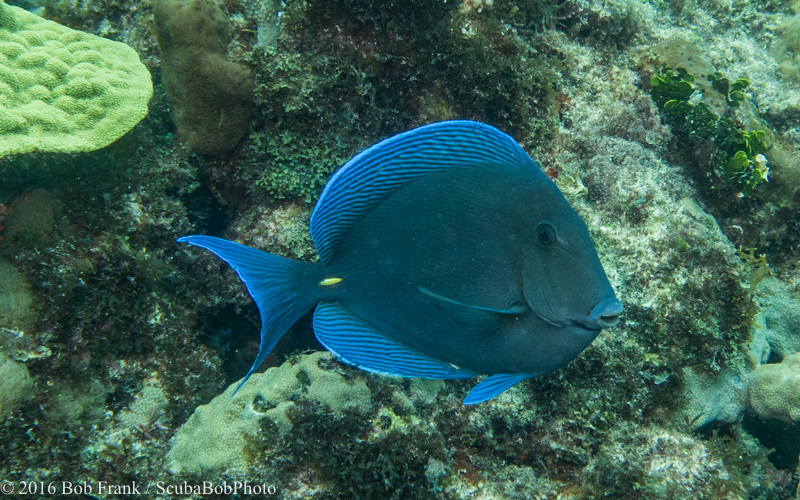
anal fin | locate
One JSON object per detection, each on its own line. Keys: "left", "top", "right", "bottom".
{"left": 463, "top": 373, "right": 532, "bottom": 405}
{"left": 313, "top": 302, "right": 475, "bottom": 380}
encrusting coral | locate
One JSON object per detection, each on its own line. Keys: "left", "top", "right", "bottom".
{"left": 0, "top": 351, "right": 32, "bottom": 419}
{"left": 751, "top": 277, "right": 800, "bottom": 362}
{"left": 0, "top": 189, "right": 62, "bottom": 249}
{"left": 0, "top": 259, "right": 33, "bottom": 333}
{"left": 166, "top": 351, "right": 371, "bottom": 474}
{"left": 748, "top": 352, "right": 800, "bottom": 422}
{"left": 682, "top": 277, "right": 800, "bottom": 428}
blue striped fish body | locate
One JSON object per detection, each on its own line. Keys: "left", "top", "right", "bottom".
{"left": 179, "top": 121, "right": 622, "bottom": 404}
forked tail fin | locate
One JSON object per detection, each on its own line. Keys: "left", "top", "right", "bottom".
{"left": 178, "top": 236, "right": 323, "bottom": 394}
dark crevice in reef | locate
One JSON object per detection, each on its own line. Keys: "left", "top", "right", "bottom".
{"left": 742, "top": 415, "right": 800, "bottom": 472}
{"left": 177, "top": 182, "right": 230, "bottom": 238}
{"left": 198, "top": 303, "right": 321, "bottom": 385}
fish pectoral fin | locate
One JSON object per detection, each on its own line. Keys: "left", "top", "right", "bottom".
{"left": 463, "top": 373, "right": 532, "bottom": 405}
{"left": 313, "top": 301, "right": 475, "bottom": 380}
{"left": 418, "top": 287, "right": 527, "bottom": 315}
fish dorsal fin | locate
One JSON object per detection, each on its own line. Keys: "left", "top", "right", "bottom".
{"left": 310, "top": 120, "right": 539, "bottom": 265}
{"left": 313, "top": 301, "right": 475, "bottom": 380}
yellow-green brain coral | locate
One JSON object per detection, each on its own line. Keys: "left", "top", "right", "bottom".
{"left": 0, "top": 0, "right": 152, "bottom": 156}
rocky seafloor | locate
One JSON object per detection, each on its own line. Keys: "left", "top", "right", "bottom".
{"left": 1, "top": 0, "right": 800, "bottom": 498}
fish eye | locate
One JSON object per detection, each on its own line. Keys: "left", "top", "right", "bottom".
{"left": 536, "top": 224, "right": 556, "bottom": 247}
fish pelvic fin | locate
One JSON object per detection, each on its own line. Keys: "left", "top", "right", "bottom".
{"left": 178, "top": 236, "right": 324, "bottom": 395}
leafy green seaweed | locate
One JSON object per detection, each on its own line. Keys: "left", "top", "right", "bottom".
{"left": 649, "top": 65, "right": 769, "bottom": 196}
{"left": 707, "top": 72, "right": 749, "bottom": 108}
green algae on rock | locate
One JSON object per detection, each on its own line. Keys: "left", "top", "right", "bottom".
{"left": 237, "top": 0, "right": 562, "bottom": 204}
{"left": 649, "top": 64, "right": 770, "bottom": 196}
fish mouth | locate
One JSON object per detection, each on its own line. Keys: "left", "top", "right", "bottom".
{"left": 530, "top": 297, "right": 622, "bottom": 332}
{"left": 531, "top": 307, "right": 600, "bottom": 333}
{"left": 589, "top": 297, "right": 623, "bottom": 328}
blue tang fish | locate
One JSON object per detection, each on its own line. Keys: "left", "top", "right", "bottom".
{"left": 179, "top": 121, "right": 622, "bottom": 404}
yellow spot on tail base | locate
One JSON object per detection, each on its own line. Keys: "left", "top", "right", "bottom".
{"left": 319, "top": 277, "right": 343, "bottom": 286}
